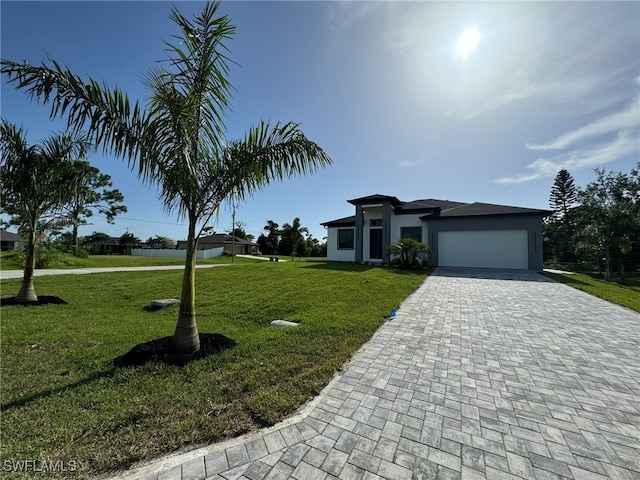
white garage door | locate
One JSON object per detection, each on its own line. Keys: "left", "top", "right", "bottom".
{"left": 438, "top": 230, "right": 528, "bottom": 269}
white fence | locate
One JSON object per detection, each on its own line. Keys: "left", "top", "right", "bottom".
{"left": 131, "top": 247, "right": 224, "bottom": 259}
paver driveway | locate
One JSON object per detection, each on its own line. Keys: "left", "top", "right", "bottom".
{"left": 117, "top": 268, "right": 640, "bottom": 480}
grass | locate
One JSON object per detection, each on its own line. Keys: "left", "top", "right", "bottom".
{"left": 0, "top": 261, "right": 428, "bottom": 478}
{"left": 0, "top": 251, "right": 259, "bottom": 270}
{"left": 543, "top": 271, "right": 640, "bottom": 313}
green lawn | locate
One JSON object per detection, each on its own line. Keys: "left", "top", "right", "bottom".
{"left": 543, "top": 271, "right": 640, "bottom": 313}
{"left": 0, "top": 251, "right": 258, "bottom": 270}
{"left": 0, "top": 261, "right": 428, "bottom": 478}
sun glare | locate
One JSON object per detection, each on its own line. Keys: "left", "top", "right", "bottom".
{"left": 455, "top": 27, "right": 481, "bottom": 58}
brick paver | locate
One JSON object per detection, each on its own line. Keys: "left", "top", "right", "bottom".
{"left": 111, "top": 268, "right": 640, "bottom": 480}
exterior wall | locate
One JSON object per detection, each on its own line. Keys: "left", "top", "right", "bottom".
{"left": 426, "top": 215, "right": 545, "bottom": 271}
{"left": 390, "top": 214, "right": 428, "bottom": 245}
{"left": 326, "top": 227, "right": 355, "bottom": 262}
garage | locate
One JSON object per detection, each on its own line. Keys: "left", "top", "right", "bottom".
{"left": 438, "top": 229, "right": 529, "bottom": 269}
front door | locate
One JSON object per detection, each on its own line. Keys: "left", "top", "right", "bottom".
{"left": 370, "top": 229, "right": 383, "bottom": 260}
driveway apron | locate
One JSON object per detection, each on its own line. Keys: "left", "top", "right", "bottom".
{"left": 114, "top": 268, "right": 640, "bottom": 480}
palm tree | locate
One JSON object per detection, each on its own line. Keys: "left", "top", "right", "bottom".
{"left": 1, "top": 2, "right": 332, "bottom": 353}
{"left": 0, "top": 120, "right": 88, "bottom": 302}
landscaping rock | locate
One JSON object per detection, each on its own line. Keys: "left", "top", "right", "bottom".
{"left": 270, "top": 320, "right": 299, "bottom": 328}
{"left": 148, "top": 298, "right": 180, "bottom": 310}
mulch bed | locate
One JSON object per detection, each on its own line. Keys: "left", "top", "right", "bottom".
{"left": 0, "top": 296, "right": 68, "bottom": 307}
{"left": 113, "top": 333, "right": 237, "bottom": 367}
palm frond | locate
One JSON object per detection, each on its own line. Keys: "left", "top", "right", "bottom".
{"left": 1, "top": 59, "right": 148, "bottom": 171}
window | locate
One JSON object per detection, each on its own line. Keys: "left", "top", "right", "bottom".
{"left": 338, "top": 229, "right": 354, "bottom": 249}
{"left": 370, "top": 219, "right": 383, "bottom": 227}
{"left": 400, "top": 226, "right": 422, "bottom": 242}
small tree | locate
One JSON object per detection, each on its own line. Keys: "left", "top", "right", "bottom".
{"left": 118, "top": 232, "right": 141, "bottom": 254}
{"left": 388, "top": 238, "right": 430, "bottom": 269}
{"left": 259, "top": 220, "right": 280, "bottom": 255}
{"left": 0, "top": 120, "right": 88, "bottom": 302}
{"left": 146, "top": 235, "right": 174, "bottom": 249}
{"left": 62, "top": 160, "right": 127, "bottom": 254}
{"left": 278, "top": 217, "right": 308, "bottom": 258}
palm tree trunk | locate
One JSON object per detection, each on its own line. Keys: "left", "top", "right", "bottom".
{"left": 16, "top": 226, "right": 38, "bottom": 303}
{"left": 172, "top": 218, "right": 200, "bottom": 354}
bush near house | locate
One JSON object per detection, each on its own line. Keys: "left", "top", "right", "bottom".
{"left": 388, "top": 238, "right": 431, "bottom": 269}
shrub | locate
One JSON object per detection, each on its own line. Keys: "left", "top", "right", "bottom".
{"left": 388, "top": 238, "right": 431, "bottom": 269}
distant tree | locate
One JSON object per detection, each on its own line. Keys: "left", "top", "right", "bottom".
{"left": 576, "top": 164, "right": 640, "bottom": 280}
{"left": 545, "top": 169, "right": 579, "bottom": 263}
{"left": 83, "top": 231, "right": 110, "bottom": 254}
{"left": 228, "top": 220, "right": 249, "bottom": 240}
{"left": 62, "top": 160, "right": 127, "bottom": 254}
{"left": 278, "top": 217, "right": 308, "bottom": 257}
{"left": 260, "top": 220, "right": 280, "bottom": 255}
{"left": 0, "top": 120, "right": 88, "bottom": 302}
{"left": 146, "top": 235, "right": 174, "bottom": 249}
{"left": 388, "top": 238, "right": 430, "bottom": 269}
{"left": 119, "top": 232, "right": 141, "bottom": 254}
{"left": 549, "top": 168, "right": 577, "bottom": 230}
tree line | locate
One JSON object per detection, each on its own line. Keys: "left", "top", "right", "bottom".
{"left": 546, "top": 162, "right": 640, "bottom": 280}
{"left": 242, "top": 218, "right": 327, "bottom": 258}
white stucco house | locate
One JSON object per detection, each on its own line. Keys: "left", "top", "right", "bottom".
{"left": 321, "top": 194, "right": 551, "bottom": 271}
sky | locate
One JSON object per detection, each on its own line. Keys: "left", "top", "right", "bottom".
{"left": 2, "top": 1, "right": 639, "bottom": 244}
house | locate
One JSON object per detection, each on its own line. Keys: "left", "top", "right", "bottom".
{"left": 0, "top": 230, "right": 24, "bottom": 252}
{"left": 321, "top": 194, "right": 551, "bottom": 270}
{"left": 177, "top": 234, "right": 259, "bottom": 255}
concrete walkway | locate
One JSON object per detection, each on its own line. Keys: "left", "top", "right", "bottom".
{"left": 0, "top": 264, "right": 226, "bottom": 280}
{"left": 110, "top": 268, "right": 640, "bottom": 480}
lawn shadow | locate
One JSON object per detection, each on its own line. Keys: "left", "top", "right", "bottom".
{"left": 301, "top": 262, "right": 429, "bottom": 276}
{"left": 0, "top": 295, "right": 67, "bottom": 307}
{"left": 1, "top": 367, "right": 114, "bottom": 411}
{"left": 113, "top": 333, "right": 237, "bottom": 368}
{"left": 434, "top": 267, "right": 555, "bottom": 283}
{"left": 542, "top": 272, "right": 591, "bottom": 287}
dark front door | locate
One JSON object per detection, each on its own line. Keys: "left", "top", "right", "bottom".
{"left": 370, "top": 229, "right": 383, "bottom": 259}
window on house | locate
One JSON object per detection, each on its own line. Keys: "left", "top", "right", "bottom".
{"left": 337, "top": 229, "right": 354, "bottom": 249}
{"left": 401, "top": 226, "right": 422, "bottom": 242}
{"left": 370, "top": 219, "right": 383, "bottom": 227}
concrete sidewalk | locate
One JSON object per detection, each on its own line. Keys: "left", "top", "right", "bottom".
{"left": 109, "top": 268, "right": 639, "bottom": 480}
{"left": 0, "top": 264, "right": 226, "bottom": 280}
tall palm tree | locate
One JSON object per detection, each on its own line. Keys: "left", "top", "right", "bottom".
{"left": 0, "top": 120, "right": 88, "bottom": 302}
{"left": 2, "top": 2, "right": 332, "bottom": 353}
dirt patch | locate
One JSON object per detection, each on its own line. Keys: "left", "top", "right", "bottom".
{"left": 113, "top": 333, "right": 237, "bottom": 368}
{"left": 0, "top": 296, "right": 68, "bottom": 307}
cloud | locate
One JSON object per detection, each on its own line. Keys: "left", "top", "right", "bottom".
{"left": 526, "top": 96, "right": 640, "bottom": 150}
{"left": 398, "top": 160, "right": 421, "bottom": 168}
{"left": 495, "top": 130, "right": 640, "bottom": 184}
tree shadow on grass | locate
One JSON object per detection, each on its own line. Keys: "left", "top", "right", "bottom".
{"left": 3, "top": 334, "right": 237, "bottom": 411}
{"left": 113, "top": 333, "right": 237, "bottom": 368}
{"left": 301, "top": 262, "right": 429, "bottom": 276}
{"left": 1, "top": 368, "right": 115, "bottom": 411}
{"left": 0, "top": 295, "right": 68, "bottom": 306}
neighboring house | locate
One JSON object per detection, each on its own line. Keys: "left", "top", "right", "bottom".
{"left": 321, "top": 194, "right": 551, "bottom": 271}
{"left": 0, "top": 230, "right": 24, "bottom": 252}
{"left": 91, "top": 237, "right": 140, "bottom": 255}
{"left": 177, "top": 234, "right": 259, "bottom": 255}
